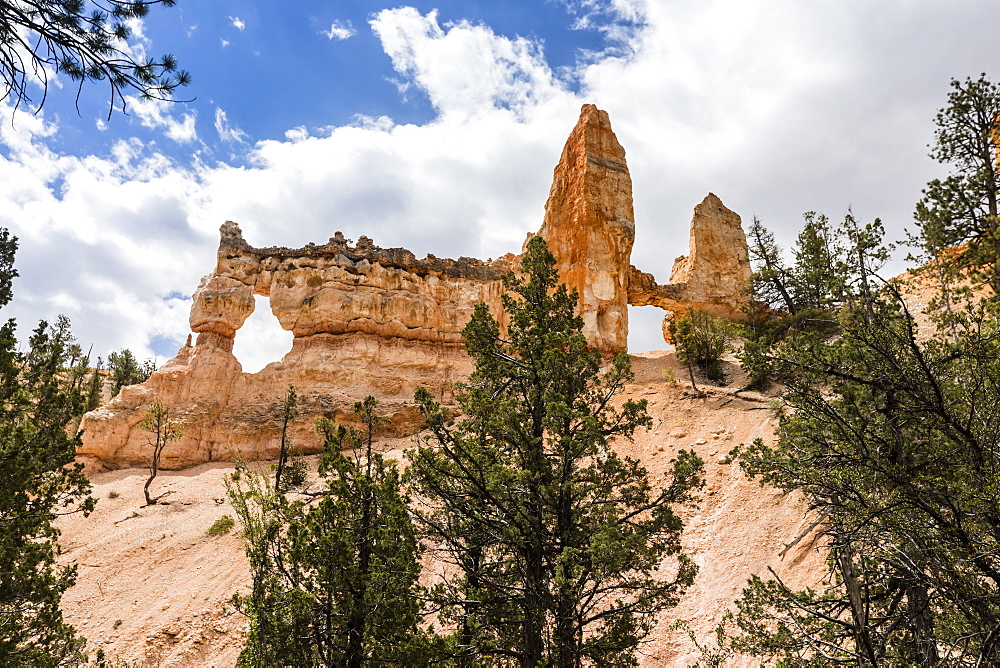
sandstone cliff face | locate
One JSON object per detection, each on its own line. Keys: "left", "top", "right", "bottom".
{"left": 79, "top": 105, "right": 755, "bottom": 470}
{"left": 78, "top": 229, "right": 512, "bottom": 469}
{"left": 537, "top": 104, "right": 635, "bottom": 355}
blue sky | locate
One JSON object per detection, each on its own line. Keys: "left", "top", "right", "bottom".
{"left": 2, "top": 0, "right": 1000, "bottom": 372}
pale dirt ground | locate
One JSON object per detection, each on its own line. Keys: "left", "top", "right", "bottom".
{"left": 56, "top": 350, "right": 828, "bottom": 667}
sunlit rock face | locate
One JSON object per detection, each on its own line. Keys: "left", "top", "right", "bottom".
{"left": 536, "top": 104, "right": 636, "bottom": 355}
{"left": 78, "top": 228, "right": 512, "bottom": 470}
{"left": 628, "top": 193, "right": 752, "bottom": 339}
{"left": 78, "top": 106, "right": 753, "bottom": 470}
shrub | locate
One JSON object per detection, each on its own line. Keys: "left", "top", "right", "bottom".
{"left": 671, "top": 309, "right": 730, "bottom": 388}
{"left": 207, "top": 515, "right": 235, "bottom": 536}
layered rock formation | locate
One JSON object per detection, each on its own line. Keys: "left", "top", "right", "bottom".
{"left": 628, "top": 193, "right": 751, "bottom": 339}
{"left": 536, "top": 104, "right": 635, "bottom": 354}
{"left": 79, "top": 231, "right": 513, "bottom": 469}
{"left": 78, "top": 105, "right": 754, "bottom": 470}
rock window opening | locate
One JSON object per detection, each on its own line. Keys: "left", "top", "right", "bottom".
{"left": 231, "top": 294, "right": 294, "bottom": 373}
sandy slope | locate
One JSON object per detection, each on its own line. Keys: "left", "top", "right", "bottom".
{"left": 57, "top": 350, "right": 827, "bottom": 666}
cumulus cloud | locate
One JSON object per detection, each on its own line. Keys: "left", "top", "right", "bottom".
{"left": 370, "top": 8, "right": 567, "bottom": 119}
{"left": 323, "top": 20, "right": 355, "bottom": 41}
{"left": 229, "top": 16, "right": 246, "bottom": 31}
{"left": 3, "top": 0, "right": 1000, "bottom": 363}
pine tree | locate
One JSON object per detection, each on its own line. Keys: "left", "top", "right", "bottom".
{"left": 107, "top": 349, "right": 156, "bottom": 397}
{"left": 912, "top": 74, "right": 1000, "bottom": 293}
{"left": 407, "top": 236, "right": 704, "bottom": 666}
{"left": 230, "top": 396, "right": 430, "bottom": 667}
{"left": 747, "top": 216, "right": 796, "bottom": 313}
{"left": 0, "top": 229, "right": 94, "bottom": 665}
{"left": 790, "top": 212, "right": 848, "bottom": 309}
{"left": 0, "top": 0, "right": 190, "bottom": 115}
{"left": 718, "top": 292, "right": 1000, "bottom": 665}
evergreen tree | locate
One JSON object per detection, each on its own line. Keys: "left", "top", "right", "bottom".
{"left": 83, "top": 356, "right": 105, "bottom": 413}
{"left": 0, "top": 229, "right": 94, "bottom": 665}
{"left": 106, "top": 348, "right": 155, "bottom": 397}
{"left": 407, "top": 236, "right": 704, "bottom": 666}
{"left": 912, "top": 74, "right": 1000, "bottom": 292}
{"left": 0, "top": 0, "right": 190, "bottom": 115}
{"left": 230, "top": 396, "right": 430, "bottom": 667}
{"left": 669, "top": 309, "right": 729, "bottom": 390}
{"left": 746, "top": 216, "right": 796, "bottom": 313}
{"left": 715, "top": 292, "right": 1000, "bottom": 665}
{"left": 789, "top": 212, "right": 848, "bottom": 309}
{"left": 138, "top": 402, "right": 180, "bottom": 505}
{"left": 273, "top": 385, "right": 298, "bottom": 493}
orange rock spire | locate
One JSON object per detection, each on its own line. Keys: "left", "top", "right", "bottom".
{"left": 536, "top": 104, "right": 635, "bottom": 355}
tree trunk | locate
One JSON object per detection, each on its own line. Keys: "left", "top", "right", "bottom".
{"left": 906, "top": 579, "right": 938, "bottom": 666}
{"left": 346, "top": 486, "right": 373, "bottom": 668}
{"left": 458, "top": 543, "right": 483, "bottom": 668}
{"left": 554, "top": 442, "right": 579, "bottom": 667}
{"left": 836, "top": 541, "right": 879, "bottom": 665}
{"left": 144, "top": 445, "right": 160, "bottom": 505}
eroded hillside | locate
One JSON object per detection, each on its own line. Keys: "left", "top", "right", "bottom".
{"left": 57, "top": 350, "right": 827, "bottom": 667}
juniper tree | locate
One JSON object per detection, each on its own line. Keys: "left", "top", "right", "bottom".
{"left": 0, "top": 229, "right": 94, "bottom": 665}
{"left": 407, "top": 236, "right": 704, "bottom": 666}
{"left": 717, "top": 292, "right": 1000, "bottom": 666}
{"left": 230, "top": 396, "right": 431, "bottom": 667}
{"left": 670, "top": 309, "right": 729, "bottom": 390}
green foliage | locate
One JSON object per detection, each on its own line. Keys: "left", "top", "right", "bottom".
{"left": 718, "top": 294, "right": 1000, "bottom": 665}
{"left": 107, "top": 349, "right": 155, "bottom": 398}
{"left": 272, "top": 385, "right": 297, "bottom": 493}
{"left": 138, "top": 402, "right": 180, "bottom": 505}
{"left": 230, "top": 396, "right": 432, "bottom": 667}
{"left": 407, "top": 236, "right": 704, "bottom": 666}
{"left": 739, "top": 213, "right": 892, "bottom": 389}
{"left": 0, "top": 0, "right": 190, "bottom": 116}
{"left": 0, "top": 230, "right": 94, "bottom": 665}
{"left": 206, "top": 514, "right": 235, "bottom": 537}
{"left": 912, "top": 73, "right": 1000, "bottom": 292}
{"left": 747, "top": 215, "right": 796, "bottom": 313}
{"left": 83, "top": 359, "right": 105, "bottom": 413}
{"left": 274, "top": 457, "right": 307, "bottom": 493}
{"left": 789, "top": 211, "right": 849, "bottom": 309}
{"left": 670, "top": 309, "right": 729, "bottom": 388}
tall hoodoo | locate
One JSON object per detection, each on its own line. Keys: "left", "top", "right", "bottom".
{"left": 536, "top": 104, "right": 635, "bottom": 355}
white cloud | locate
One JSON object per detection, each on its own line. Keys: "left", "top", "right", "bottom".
{"left": 214, "top": 108, "right": 248, "bottom": 144}
{"left": 221, "top": 39, "right": 230, "bottom": 48}
{"left": 229, "top": 16, "right": 246, "bottom": 31}
{"left": 125, "top": 96, "right": 198, "bottom": 143}
{"left": 323, "top": 20, "right": 355, "bottom": 41}
{"left": 370, "top": 8, "right": 568, "bottom": 119}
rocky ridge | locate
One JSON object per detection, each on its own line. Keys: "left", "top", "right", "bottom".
{"left": 78, "top": 104, "right": 753, "bottom": 470}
